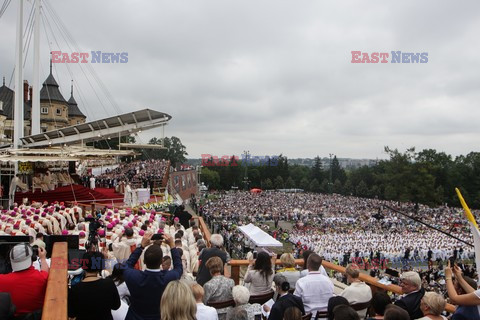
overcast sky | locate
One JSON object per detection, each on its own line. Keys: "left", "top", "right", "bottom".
{"left": 1, "top": 0, "right": 479, "bottom": 159}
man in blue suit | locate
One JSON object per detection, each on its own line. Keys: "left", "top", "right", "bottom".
{"left": 124, "top": 231, "right": 183, "bottom": 320}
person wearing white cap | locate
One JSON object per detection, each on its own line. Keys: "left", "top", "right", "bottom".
{"left": 0, "top": 244, "right": 49, "bottom": 317}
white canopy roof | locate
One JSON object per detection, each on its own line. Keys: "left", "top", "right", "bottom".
{"left": 18, "top": 109, "right": 171, "bottom": 148}
{"left": 238, "top": 223, "right": 283, "bottom": 247}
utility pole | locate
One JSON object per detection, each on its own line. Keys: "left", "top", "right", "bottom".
{"left": 13, "top": 0, "right": 24, "bottom": 149}
{"left": 243, "top": 150, "right": 250, "bottom": 190}
{"left": 31, "top": 0, "right": 41, "bottom": 135}
{"left": 329, "top": 153, "right": 333, "bottom": 193}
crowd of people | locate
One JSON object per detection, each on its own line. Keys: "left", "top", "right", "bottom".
{"left": 200, "top": 191, "right": 476, "bottom": 266}
{"left": 82, "top": 159, "right": 169, "bottom": 191}
{"left": 0, "top": 189, "right": 480, "bottom": 319}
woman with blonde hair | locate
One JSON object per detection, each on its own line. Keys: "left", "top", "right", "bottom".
{"left": 160, "top": 280, "right": 196, "bottom": 320}
{"left": 276, "top": 253, "right": 301, "bottom": 288}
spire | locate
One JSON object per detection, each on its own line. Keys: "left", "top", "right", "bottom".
{"left": 2, "top": 76, "right": 4, "bottom": 86}
{"left": 71, "top": 80, "right": 73, "bottom": 96}
{"left": 49, "top": 52, "right": 52, "bottom": 74}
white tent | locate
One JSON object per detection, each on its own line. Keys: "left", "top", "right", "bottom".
{"left": 238, "top": 223, "right": 283, "bottom": 247}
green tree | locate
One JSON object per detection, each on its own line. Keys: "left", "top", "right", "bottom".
{"left": 201, "top": 168, "right": 220, "bottom": 189}
{"left": 309, "top": 178, "right": 321, "bottom": 193}
{"left": 299, "top": 177, "right": 310, "bottom": 191}
{"left": 356, "top": 180, "right": 369, "bottom": 197}
{"left": 333, "top": 179, "right": 343, "bottom": 194}
{"left": 320, "top": 179, "right": 329, "bottom": 193}
{"left": 262, "top": 178, "right": 273, "bottom": 190}
{"left": 289, "top": 165, "right": 309, "bottom": 187}
{"left": 274, "top": 176, "right": 285, "bottom": 189}
{"left": 369, "top": 185, "right": 380, "bottom": 198}
{"left": 311, "top": 156, "right": 324, "bottom": 182}
{"left": 343, "top": 178, "right": 353, "bottom": 196}
{"left": 331, "top": 156, "right": 347, "bottom": 184}
{"left": 286, "top": 177, "right": 296, "bottom": 189}
{"left": 249, "top": 168, "right": 261, "bottom": 188}
{"left": 146, "top": 136, "right": 188, "bottom": 168}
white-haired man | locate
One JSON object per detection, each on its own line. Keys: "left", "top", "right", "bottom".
{"left": 395, "top": 271, "right": 425, "bottom": 319}
{"left": 196, "top": 234, "right": 231, "bottom": 286}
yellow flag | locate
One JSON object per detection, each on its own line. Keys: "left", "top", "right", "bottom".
{"left": 456, "top": 187, "right": 480, "bottom": 276}
{"left": 455, "top": 188, "right": 479, "bottom": 229}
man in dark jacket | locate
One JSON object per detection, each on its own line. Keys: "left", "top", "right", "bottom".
{"left": 124, "top": 231, "right": 182, "bottom": 320}
{"left": 196, "top": 234, "right": 230, "bottom": 286}
{"left": 395, "top": 271, "right": 425, "bottom": 320}
{"left": 264, "top": 274, "right": 305, "bottom": 320}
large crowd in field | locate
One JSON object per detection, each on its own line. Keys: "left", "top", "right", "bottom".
{"left": 200, "top": 191, "right": 476, "bottom": 265}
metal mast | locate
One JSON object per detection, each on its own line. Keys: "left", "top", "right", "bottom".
{"left": 31, "top": 0, "right": 41, "bottom": 135}
{"left": 13, "top": 0, "right": 24, "bottom": 148}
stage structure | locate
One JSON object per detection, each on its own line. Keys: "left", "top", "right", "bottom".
{"left": 17, "top": 109, "right": 171, "bottom": 148}
{"left": 0, "top": 109, "right": 171, "bottom": 206}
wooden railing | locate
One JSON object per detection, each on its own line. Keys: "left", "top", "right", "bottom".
{"left": 228, "top": 259, "right": 456, "bottom": 313}
{"left": 42, "top": 242, "right": 68, "bottom": 320}
{"left": 193, "top": 218, "right": 456, "bottom": 314}
{"left": 196, "top": 216, "right": 211, "bottom": 244}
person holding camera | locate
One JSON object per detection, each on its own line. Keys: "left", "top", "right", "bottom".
{"left": 124, "top": 231, "right": 183, "bottom": 320}
{"left": 0, "top": 244, "right": 49, "bottom": 317}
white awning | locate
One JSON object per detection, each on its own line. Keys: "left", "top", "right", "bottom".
{"left": 238, "top": 223, "right": 283, "bottom": 247}
{"left": 119, "top": 143, "right": 166, "bottom": 149}
{"left": 20, "top": 109, "right": 171, "bottom": 148}
{"left": 0, "top": 146, "right": 138, "bottom": 162}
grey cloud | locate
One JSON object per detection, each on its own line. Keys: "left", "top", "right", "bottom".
{"left": 1, "top": 0, "right": 479, "bottom": 159}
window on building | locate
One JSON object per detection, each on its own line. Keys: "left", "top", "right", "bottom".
{"left": 41, "top": 107, "right": 48, "bottom": 114}
{"left": 56, "top": 108, "right": 61, "bottom": 115}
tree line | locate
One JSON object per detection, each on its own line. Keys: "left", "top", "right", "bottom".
{"left": 200, "top": 147, "right": 480, "bottom": 209}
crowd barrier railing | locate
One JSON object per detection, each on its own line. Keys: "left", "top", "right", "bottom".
{"left": 196, "top": 216, "right": 211, "bottom": 245}
{"left": 228, "top": 258, "right": 456, "bottom": 313}
{"left": 196, "top": 215, "right": 456, "bottom": 314}
{"left": 42, "top": 242, "right": 68, "bottom": 320}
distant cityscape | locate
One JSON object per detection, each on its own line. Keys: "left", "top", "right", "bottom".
{"left": 186, "top": 157, "right": 379, "bottom": 170}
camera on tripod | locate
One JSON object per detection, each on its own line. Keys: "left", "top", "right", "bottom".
{"left": 85, "top": 211, "right": 104, "bottom": 250}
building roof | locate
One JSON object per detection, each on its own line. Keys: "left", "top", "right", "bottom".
{"left": 0, "top": 84, "right": 31, "bottom": 120}
{"left": 20, "top": 108, "right": 171, "bottom": 147}
{"left": 67, "top": 85, "right": 86, "bottom": 118}
{"left": 40, "top": 73, "right": 67, "bottom": 103}
{"left": 0, "top": 84, "right": 11, "bottom": 117}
